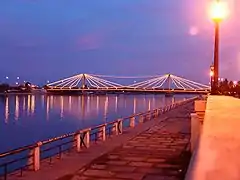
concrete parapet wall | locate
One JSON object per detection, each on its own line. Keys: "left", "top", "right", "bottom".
{"left": 186, "top": 96, "right": 240, "bottom": 180}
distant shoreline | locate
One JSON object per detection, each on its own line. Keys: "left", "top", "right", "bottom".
{"left": 0, "top": 91, "right": 45, "bottom": 96}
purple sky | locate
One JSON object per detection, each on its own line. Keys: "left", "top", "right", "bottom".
{"left": 0, "top": 0, "right": 239, "bottom": 85}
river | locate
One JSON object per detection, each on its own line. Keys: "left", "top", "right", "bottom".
{"left": 0, "top": 94, "right": 193, "bottom": 153}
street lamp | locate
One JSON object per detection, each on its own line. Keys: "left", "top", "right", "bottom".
{"left": 209, "top": 0, "right": 229, "bottom": 94}
{"left": 210, "top": 65, "right": 214, "bottom": 89}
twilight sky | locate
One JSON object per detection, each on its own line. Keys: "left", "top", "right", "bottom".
{"left": 0, "top": 0, "right": 239, "bottom": 85}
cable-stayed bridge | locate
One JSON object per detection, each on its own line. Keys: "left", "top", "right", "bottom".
{"left": 44, "top": 73, "right": 210, "bottom": 94}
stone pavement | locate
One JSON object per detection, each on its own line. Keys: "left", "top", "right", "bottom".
{"left": 57, "top": 103, "right": 193, "bottom": 180}
{"left": 7, "top": 102, "right": 193, "bottom": 180}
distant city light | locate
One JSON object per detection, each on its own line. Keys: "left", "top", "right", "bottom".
{"left": 233, "top": 81, "right": 237, "bottom": 85}
{"left": 47, "top": 80, "right": 50, "bottom": 83}
{"left": 15, "top": 82, "right": 19, "bottom": 85}
{"left": 221, "top": 78, "right": 224, "bottom": 81}
{"left": 17, "top": 77, "right": 20, "bottom": 80}
{"left": 5, "top": 76, "right": 9, "bottom": 79}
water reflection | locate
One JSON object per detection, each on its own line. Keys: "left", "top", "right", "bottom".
{"left": 15, "top": 96, "right": 19, "bottom": 120}
{"left": 46, "top": 96, "right": 50, "bottom": 120}
{"left": 27, "top": 95, "right": 31, "bottom": 116}
{"left": 0, "top": 94, "right": 193, "bottom": 153}
{"left": 2, "top": 94, "right": 190, "bottom": 124}
{"left": 31, "top": 95, "right": 35, "bottom": 115}
{"left": 5, "top": 97, "right": 9, "bottom": 123}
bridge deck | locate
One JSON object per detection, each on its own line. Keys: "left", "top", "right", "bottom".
{"left": 8, "top": 102, "right": 194, "bottom": 180}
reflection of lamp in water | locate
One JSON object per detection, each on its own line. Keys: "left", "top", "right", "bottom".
{"left": 31, "top": 95, "right": 35, "bottom": 115}
{"left": 23, "top": 96, "right": 26, "bottom": 111}
{"left": 15, "top": 96, "right": 19, "bottom": 120}
{"left": 46, "top": 96, "right": 50, "bottom": 120}
{"left": 87, "top": 96, "right": 90, "bottom": 113}
{"left": 50, "top": 96, "right": 53, "bottom": 109}
{"left": 172, "top": 97, "right": 175, "bottom": 104}
{"left": 81, "top": 95, "right": 86, "bottom": 119}
{"left": 148, "top": 100, "right": 151, "bottom": 111}
{"left": 60, "top": 96, "right": 64, "bottom": 119}
{"left": 41, "top": 95, "right": 45, "bottom": 108}
{"left": 133, "top": 97, "right": 136, "bottom": 114}
{"left": 96, "top": 96, "right": 99, "bottom": 114}
{"left": 27, "top": 95, "right": 31, "bottom": 116}
{"left": 115, "top": 96, "right": 118, "bottom": 113}
{"left": 68, "top": 96, "right": 72, "bottom": 111}
{"left": 152, "top": 96, "right": 155, "bottom": 108}
{"left": 5, "top": 97, "right": 9, "bottom": 123}
{"left": 104, "top": 96, "right": 109, "bottom": 122}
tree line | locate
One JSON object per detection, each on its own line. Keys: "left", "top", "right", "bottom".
{"left": 218, "top": 79, "right": 240, "bottom": 96}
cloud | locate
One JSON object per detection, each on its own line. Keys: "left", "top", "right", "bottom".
{"left": 76, "top": 32, "right": 103, "bottom": 51}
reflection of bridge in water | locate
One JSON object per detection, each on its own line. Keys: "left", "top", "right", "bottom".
{"left": 46, "top": 95, "right": 180, "bottom": 122}
{"left": 45, "top": 73, "right": 210, "bottom": 94}
{"left": 2, "top": 94, "right": 186, "bottom": 125}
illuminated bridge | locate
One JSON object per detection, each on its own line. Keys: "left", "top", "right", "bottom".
{"left": 44, "top": 73, "right": 210, "bottom": 94}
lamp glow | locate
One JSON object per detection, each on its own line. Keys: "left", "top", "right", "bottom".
{"left": 209, "top": 1, "right": 229, "bottom": 22}
{"left": 210, "top": 71, "right": 214, "bottom": 77}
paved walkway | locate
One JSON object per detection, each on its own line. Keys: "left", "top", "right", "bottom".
{"left": 58, "top": 103, "right": 193, "bottom": 180}
{"left": 8, "top": 102, "right": 193, "bottom": 180}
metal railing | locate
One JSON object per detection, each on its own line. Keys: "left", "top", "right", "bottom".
{"left": 0, "top": 96, "right": 198, "bottom": 179}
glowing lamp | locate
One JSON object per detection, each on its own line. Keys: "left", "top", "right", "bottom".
{"left": 210, "top": 71, "right": 214, "bottom": 77}
{"left": 209, "top": 0, "right": 229, "bottom": 22}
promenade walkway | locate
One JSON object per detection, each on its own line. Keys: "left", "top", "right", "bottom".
{"left": 9, "top": 102, "right": 194, "bottom": 180}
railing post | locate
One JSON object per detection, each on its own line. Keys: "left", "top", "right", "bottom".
{"left": 28, "top": 142, "right": 41, "bottom": 171}
{"left": 139, "top": 115, "right": 144, "bottom": 123}
{"left": 130, "top": 117, "right": 135, "bottom": 127}
{"left": 74, "top": 131, "right": 81, "bottom": 152}
{"left": 83, "top": 129, "right": 90, "bottom": 148}
{"left": 102, "top": 124, "right": 106, "bottom": 141}
{"left": 117, "top": 119, "right": 123, "bottom": 134}
{"left": 190, "top": 113, "right": 200, "bottom": 152}
{"left": 147, "top": 113, "right": 151, "bottom": 120}
{"left": 114, "top": 121, "right": 119, "bottom": 135}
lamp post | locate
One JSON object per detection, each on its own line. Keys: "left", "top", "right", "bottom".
{"left": 210, "top": 65, "right": 214, "bottom": 89}
{"left": 209, "top": 0, "right": 228, "bottom": 94}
